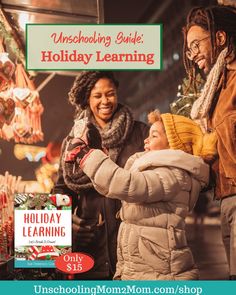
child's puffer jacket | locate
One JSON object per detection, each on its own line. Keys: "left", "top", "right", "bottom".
{"left": 81, "top": 149, "right": 209, "bottom": 280}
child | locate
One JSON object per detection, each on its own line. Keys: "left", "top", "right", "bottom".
{"left": 65, "top": 111, "right": 217, "bottom": 280}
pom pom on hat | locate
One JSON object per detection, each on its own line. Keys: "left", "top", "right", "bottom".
{"left": 161, "top": 113, "right": 203, "bottom": 155}
{"left": 159, "top": 113, "right": 217, "bottom": 162}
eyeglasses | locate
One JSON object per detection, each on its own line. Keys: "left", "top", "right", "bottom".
{"left": 186, "top": 36, "right": 210, "bottom": 60}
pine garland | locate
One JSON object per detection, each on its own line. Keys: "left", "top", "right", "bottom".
{"left": 170, "top": 73, "right": 205, "bottom": 118}
{"left": 0, "top": 9, "right": 26, "bottom": 67}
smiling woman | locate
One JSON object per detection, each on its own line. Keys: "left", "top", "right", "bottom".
{"left": 53, "top": 71, "right": 149, "bottom": 280}
{"left": 88, "top": 78, "right": 118, "bottom": 128}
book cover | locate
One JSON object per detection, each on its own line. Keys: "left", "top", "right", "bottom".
{"left": 14, "top": 193, "right": 72, "bottom": 268}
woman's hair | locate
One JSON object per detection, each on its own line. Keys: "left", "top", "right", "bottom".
{"left": 183, "top": 5, "right": 236, "bottom": 89}
{"left": 68, "top": 71, "right": 119, "bottom": 109}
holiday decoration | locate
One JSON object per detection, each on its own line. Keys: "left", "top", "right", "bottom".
{"left": 0, "top": 9, "right": 26, "bottom": 68}
{"left": 0, "top": 93, "right": 15, "bottom": 127}
{"left": 170, "top": 73, "right": 205, "bottom": 118}
{"left": 0, "top": 13, "right": 44, "bottom": 143}
{"left": 14, "top": 144, "right": 46, "bottom": 162}
{"left": 28, "top": 246, "right": 40, "bottom": 260}
{"left": 37, "top": 246, "right": 59, "bottom": 260}
{"left": 28, "top": 194, "right": 48, "bottom": 210}
{"left": 0, "top": 172, "right": 23, "bottom": 262}
{"left": 34, "top": 142, "right": 61, "bottom": 193}
{"left": 9, "top": 63, "right": 44, "bottom": 143}
{"left": 0, "top": 38, "right": 15, "bottom": 92}
{"left": 0, "top": 52, "right": 15, "bottom": 83}
{"left": 49, "top": 194, "right": 71, "bottom": 208}
{"left": 59, "top": 246, "right": 72, "bottom": 255}
{"left": 14, "top": 193, "right": 28, "bottom": 207}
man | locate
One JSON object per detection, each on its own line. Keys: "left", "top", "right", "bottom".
{"left": 183, "top": 5, "right": 236, "bottom": 280}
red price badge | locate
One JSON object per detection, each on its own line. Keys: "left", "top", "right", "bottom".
{"left": 55, "top": 252, "right": 94, "bottom": 274}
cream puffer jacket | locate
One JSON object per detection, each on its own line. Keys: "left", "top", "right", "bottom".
{"left": 81, "top": 149, "right": 209, "bottom": 280}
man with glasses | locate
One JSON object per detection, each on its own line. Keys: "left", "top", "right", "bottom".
{"left": 183, "top": 5, "right": 236, "bottom": 280}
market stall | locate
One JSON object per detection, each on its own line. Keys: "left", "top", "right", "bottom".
{"left": 0, "top": 0, "right": 103, "bottom": 279}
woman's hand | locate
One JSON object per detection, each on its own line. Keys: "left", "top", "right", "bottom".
{"left": 64, "top": 137, "right": 90, "bottom": 163}
{"left": 64, "top": 123, "right": 102, "bottom": 163}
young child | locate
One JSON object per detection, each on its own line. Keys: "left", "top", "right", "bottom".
{"left": 65, "top": 111, "right": 217, "bottom": 280}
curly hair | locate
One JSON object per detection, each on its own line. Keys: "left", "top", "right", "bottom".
{"left": 183, "top": 5, "right": 236, "bottom": 90}
{"left": 68, "top": 71, "right": 119, "bottom": 110}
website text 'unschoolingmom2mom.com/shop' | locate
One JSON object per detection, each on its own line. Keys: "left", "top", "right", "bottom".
{"left": 33, "top": 283, "right": 202, "bottom": 295}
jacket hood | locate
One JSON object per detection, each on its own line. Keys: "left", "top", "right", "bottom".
{"left": 130, "top": 149, "right": 209, "bottom": 187}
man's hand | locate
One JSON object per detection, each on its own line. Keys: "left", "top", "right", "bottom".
{"left": 72, "top": 215, "right": 96, "bottom": 247}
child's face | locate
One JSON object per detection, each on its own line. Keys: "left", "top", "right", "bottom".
{"left": 144, "top": 121, "right": 169, "bottom": 151}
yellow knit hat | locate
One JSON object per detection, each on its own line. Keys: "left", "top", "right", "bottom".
{"left": 160, "top": 113, "right": 217, "bottom": 161}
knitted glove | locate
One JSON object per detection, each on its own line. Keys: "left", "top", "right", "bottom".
{"left": 64, "top": 123, "right": 101, "bottom": 163}
{"left": 86, "top": 122, "right": 102, "bottom": 149}
{"left": 64, "top": 137, "right": 90, "bottom": 163}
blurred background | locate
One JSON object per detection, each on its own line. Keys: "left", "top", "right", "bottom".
{"left": 0, "top": 0, "right": 219, "bottom": 179}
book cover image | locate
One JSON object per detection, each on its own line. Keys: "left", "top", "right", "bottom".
{"left": 14, "top": 193, "right": 72, "bottom": 268}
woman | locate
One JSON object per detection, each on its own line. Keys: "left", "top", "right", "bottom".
{"left": 53, "top": 71, "right": 149, "bottom": 279}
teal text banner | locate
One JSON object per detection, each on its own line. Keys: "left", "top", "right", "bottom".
{"left": 0, "top": 280, "right": 236, "bottom": 295}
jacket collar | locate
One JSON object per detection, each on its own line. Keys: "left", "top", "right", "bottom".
{"left": 130, "top": 149, "right": 209, "bottom": 186}
{"left": 227, "top": 59, "right": 236, "bottom": 71}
